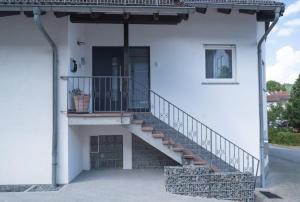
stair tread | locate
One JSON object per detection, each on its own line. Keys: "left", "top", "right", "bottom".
{"left": 162, "top": 139, "right": 175, "bottom": 145}
{"left": 142, "top": 125, "right": 154, "bottom": 131}
{"left": 193, "top": 160, "right": 207, "bottom": 165}
{"left": 131, "top": 119, "right": 144, "bottom": 124}
{"left": 152, "top": 133, "right": 165, "bottom": 138}
{"left": 173, "top": 146, "right": 185, "bottom": 152}
{"left": 183, "top": 154, "right": 194, "bottom": 159}
{"left": 162, "top": 141, "right": 169, "bottom": 145}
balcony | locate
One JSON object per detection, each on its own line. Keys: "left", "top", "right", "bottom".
{"left": 62, "top": 76, "right": 150, "bottom": 125}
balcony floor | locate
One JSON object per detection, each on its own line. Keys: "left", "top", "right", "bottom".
{"left": 67, "top": 112, "right": 134, "bottom": 125}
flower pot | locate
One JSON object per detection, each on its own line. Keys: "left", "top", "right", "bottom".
{"left": 73, "top": 95, "right": 90, "bottom": 112}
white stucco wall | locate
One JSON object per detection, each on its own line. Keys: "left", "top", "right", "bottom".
{"left": 68, "top": 125, "right": 132, "bottom": 178}
{"left": 69, "top": 9, "right": 260, "bottom": 160}
{"left": 68, "top": 126, "right": 84, "bottom": 182}
{"left": 0, "top": 9, "right": 263, "bottom": 185}
{"left": 0, "top": 14, "right": 69, "bottom": 184}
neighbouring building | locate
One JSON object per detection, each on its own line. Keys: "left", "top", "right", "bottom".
{"left": 267, "top": 91, "right": 290, "bottom": 110}
{"left": 0, "top": 0, "right": 284, "bottom": 196}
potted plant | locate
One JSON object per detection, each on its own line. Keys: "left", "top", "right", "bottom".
{"left": 71, "top": 88, "right": 90, "bottom": 112}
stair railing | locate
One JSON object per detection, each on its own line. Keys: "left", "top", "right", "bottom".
{"left": 132, "top": 80, "right": 259, "bottom": 177}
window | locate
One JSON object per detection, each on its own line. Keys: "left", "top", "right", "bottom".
{"left": 204, "top": 45, "right": 236, "bottom": 83}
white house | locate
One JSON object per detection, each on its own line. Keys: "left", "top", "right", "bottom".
{"left": 267, "top": 91, "right": 290, "bottom": 110}
{"left": 0, "top": 0, "right": 284, "bottom": 190}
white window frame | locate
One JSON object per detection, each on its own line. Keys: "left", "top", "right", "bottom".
{"left": 203, "top": 44, "right": 237, "bottom": 84}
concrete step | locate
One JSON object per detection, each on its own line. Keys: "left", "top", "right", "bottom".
{"left": 162, "top": 139, "right": 176, "bottom": 146}
{"left": 173, "top": 145, "right": 185, "bottom": 152}
{"left": 141, "top": 125, "right": 154, "bottom": 132}
{"left": 152, "top": 132, "right": 165, "bottom": 138}
{"left": 131, "top": 119, "right": 144, "bottom": 125}
{"left": 183, "top": 154, "right": 194, "bottom": 159}
{"left": 193, "top": 160, "right": 207, "bottom": 165}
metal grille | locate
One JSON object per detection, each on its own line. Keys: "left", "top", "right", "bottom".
{"left": 90, "top": 135, "right": 123, "bottom": 169}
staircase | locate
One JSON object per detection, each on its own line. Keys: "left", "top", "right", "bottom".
{"left": 124, "top": 85, "right": 259, "bottom": 179}
{"left": 128, "top": 114, "right": 212, "bottom": 167}
{"left": 64, "top": 76, "right": 259, "bottom": 183}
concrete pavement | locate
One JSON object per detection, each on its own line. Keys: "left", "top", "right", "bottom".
{"left": 256, "top": 144, "right": 300, "bottom": 202}
{"left": 0, "top": 169, "right": 226, "bottom": 202}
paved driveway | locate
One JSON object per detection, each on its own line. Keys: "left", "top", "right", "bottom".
{"left": 257, "top": 145, "right": 300, "bottom": 202}
{"left": 0, "top": 169, "right": 225, "bottom": 202}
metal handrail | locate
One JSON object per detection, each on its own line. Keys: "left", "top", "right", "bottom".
{"left": 62, "top": 75, "right": 259, "bottom": 183}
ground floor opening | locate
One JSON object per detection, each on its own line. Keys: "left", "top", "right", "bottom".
{"left": 68, "top": 125, "right": 179, "bottom": 182}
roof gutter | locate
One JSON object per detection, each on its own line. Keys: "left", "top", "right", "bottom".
{"left": 257, "top": 7, "right": 280, "bottom": 188}
{"left": 33, "top": 7, "right": 58, "bottom": 187}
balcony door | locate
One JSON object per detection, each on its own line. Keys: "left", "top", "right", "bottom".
{"left": 92, "top": 47, "right": 150, "bottom": 112}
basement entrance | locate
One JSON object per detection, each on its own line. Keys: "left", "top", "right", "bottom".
{"left": 90, "top": 135, "right": 123, "bottom": 169}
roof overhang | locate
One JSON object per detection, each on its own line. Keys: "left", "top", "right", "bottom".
{"left": 0, "top": 0, "right": 285, "bottom": 22}
{"left": 0, "top": 5, "right": 195, "bottom": 15}
{"left": 189, "top": 1, "right": 285, "bottom": 21}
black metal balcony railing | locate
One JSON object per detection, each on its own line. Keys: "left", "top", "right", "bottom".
{"left": 63, "top": 76, "right": 259, "bottom": 181}
{"left": 0, "top": 0, "right": 175, "bottom": 6}
{"left": 0, "top": 0, "right": 282, "bottom": 5}
{"left": 64, "top": 76, "right": 149, "bottom": 113}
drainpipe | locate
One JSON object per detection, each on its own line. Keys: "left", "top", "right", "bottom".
{"left": 33, "top": 7, "right": 58, "bottom": 187}
{"left": 257, "top": 7, "right": 280, "bottom": 188}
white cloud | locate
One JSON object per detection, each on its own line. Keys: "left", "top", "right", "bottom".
{"left": 267, "top": 46, "right": 300, "bottom": 84}
{"left": 285, "top": 18, "right": 300, "bottom": 27}
{"left": 285, "top": 0, "right": 300, "bottom": 16}
{"left": 276, "top": 27, "right": 294, "bottom": 36}
{"left": 270, "top": 25, "right": 278, "bottom": 34}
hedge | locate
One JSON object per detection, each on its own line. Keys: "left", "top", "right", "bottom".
{"left": 269, "top": 128, "right": 300, "bottom": 146}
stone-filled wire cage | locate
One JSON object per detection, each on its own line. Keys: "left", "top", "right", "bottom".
{"left": 164, "top": 166, "right": 256, "bottom": 201}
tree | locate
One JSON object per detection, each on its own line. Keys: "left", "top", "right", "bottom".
{"left": 267, "top": 80, "right": 287, "bottom": 92}
{"left": 287, "top": 74, "right": 300, "bottom": 130}
{"left": 268, "top": 103, "right": 287, "bottom": 125}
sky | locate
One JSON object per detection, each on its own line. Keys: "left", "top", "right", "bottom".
{"left": 266, "top": 0, "right": 300, "bottom": 84}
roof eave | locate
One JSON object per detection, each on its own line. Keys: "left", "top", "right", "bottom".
{"left": 0, "top": 4, "right": 195, "bottom": 14}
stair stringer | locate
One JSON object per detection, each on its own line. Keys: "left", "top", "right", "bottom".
{"left": 127, "top": 124, "right": 183, "bottom": 164}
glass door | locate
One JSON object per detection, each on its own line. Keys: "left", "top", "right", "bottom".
{"left": 92, "top": 47, "right": 124, "bottom": 112}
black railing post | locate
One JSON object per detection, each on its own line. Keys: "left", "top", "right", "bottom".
{"left": 210, "top": 130, "right": 212, "bottom": 168}
{"left": 120, "top": 77, "right": 123, "bottom": 112}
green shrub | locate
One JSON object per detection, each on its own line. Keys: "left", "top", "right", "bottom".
{"left": 287, "top": 74, "right": 300, "bottom": 130}
{"left": 269, "top": 128, "right": 300, "bottom": 146}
